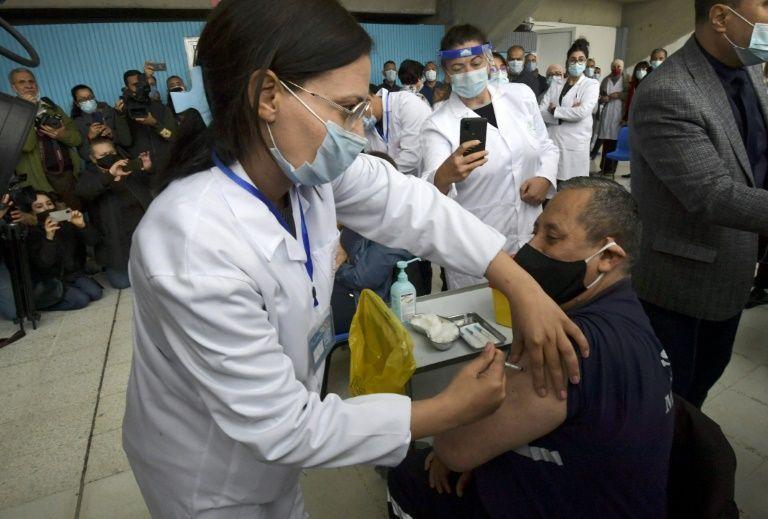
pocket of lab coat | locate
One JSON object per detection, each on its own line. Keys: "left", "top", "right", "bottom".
{"left": 310, "top": 230, "right": 341, "bottom": 308}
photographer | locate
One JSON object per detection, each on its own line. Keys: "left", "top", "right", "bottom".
{"left": 70, "top": 84, "right": 130, "bottom": 163}
{"left": 27, "top": 192, "right": 102, "bottom": 311}
{"left": 114, "top": 66, "right": 177, "bottom": 169}
{"left": 76, "top": 138, "right": 152, "bottom": 289}
{"left": 9, "top": 68, "right": 83, "bottom": 211}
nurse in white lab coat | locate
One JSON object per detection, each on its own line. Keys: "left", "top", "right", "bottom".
{"left": 539, "top": 38, "right": 600, "bottom": 182}
{"left": 421, "top": 26, "right": 559, "bottom": 289}
{"left": 122, "top": 3, "right": 588, "bottom": 518}
{"left": 364, "top": 87, "right": 432, "bottom": 176}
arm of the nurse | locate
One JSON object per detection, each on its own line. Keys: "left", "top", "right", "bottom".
{"left": 434, "top": 353, "right": 567, "bottom": 472}
{"left": 333, "top": 157, "right": 504, "bottom": 279}
{"left": 149, "top": 273, "right": 411, "bottom": 469}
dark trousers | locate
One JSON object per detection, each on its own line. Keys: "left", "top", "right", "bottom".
{"left": 641, "top": 301, "right": 742, "bottom": 408}
{"left": 49, "top": 276, "right": 103, "bottom": 311}
{"left": 600, "top": 139, "right": 618, "bottom": 174}
{"left": 387, "top": 448, "right": 490, "bottom": 519}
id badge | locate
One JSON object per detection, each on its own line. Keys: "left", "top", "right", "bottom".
{"left": 309, "top": 312, "right": 335, "bottom": 371}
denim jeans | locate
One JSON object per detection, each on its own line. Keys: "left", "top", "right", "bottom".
{"left": 48, "top": 277, "right": 103, "bottom": 311}
{"left": 106, "top": 268, "right": 131, "bottom": 290}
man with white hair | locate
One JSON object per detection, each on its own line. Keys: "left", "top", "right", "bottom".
{"left": 597, "top": 59, "right": 628, "bottom": 176}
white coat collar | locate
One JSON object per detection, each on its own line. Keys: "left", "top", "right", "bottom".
{"left": 214, "top": 160, "right": 311, "bottom": 263}
{"left": 445, "top": 85, "right": 515, "bottom": 152}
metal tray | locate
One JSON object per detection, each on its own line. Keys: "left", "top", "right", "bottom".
{"left": 444, "top": 313, "right": 506, "bottom": 348}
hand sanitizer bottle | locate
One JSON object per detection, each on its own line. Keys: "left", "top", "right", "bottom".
{"left": 390, "top": 258, "right": 420, "bottom": 322}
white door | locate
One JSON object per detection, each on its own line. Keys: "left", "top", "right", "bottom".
{"left": 534, "top": 28, "right": 575, "bottom": 72}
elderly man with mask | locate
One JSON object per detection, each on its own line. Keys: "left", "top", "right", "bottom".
{"left": 506, "top": 45, "right": 543, "bottom": 97}
{"left": 597, "top": 59, "right": 628, "bottom": 176}
{"left": 387, "top": 177, "right": 674, "bottom": 519}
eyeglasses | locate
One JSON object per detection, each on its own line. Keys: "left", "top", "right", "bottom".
{"left": 284, "top": 80, "right": 370, "bottom": 130}
{"left": 568, "top": 57, "right": 588, "bottom": 65}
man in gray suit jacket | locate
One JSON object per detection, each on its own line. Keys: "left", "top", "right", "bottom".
{"left": 630, "top": 0, "right": 768, "bottom": 408}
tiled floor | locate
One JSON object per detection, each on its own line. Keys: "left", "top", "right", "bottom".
{"left": 0, "top": 162, "right": 765, "bottom": 518}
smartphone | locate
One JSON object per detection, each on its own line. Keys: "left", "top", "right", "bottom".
{"left": 124, "top": 158, "right": 143, "bottom": 173}
{"left": 146, "top": 61, "right": 167, "bottom": 72}
{"left": 91, "top": 111, "right": 104, "bottom": 124}
{"left": 49, "top": 209, "right": 72, "bottom": 222}
{"left": 459, "top": 117, "right": 488, "bottom": 156}
{"left": 128, "top": 106, "right": 149, "bottom": 119}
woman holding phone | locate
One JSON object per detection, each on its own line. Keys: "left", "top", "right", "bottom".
{"left": 420, "top": 24, "right": 560, "bottom": 289}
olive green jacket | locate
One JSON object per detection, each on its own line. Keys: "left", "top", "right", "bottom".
{"left": 16, "top": 101, "right": 82, "bottom": 193}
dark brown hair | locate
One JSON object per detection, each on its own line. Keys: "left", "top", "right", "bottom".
{"left": 155, "top": 0, "right": 372, "bottom": 192}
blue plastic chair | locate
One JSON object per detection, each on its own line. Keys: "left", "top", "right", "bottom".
{"left": 606, "top": 126, "right": 630, "bottom": 162}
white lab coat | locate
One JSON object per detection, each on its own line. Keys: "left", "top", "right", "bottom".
{"left": 420, "top": 83, "right": 559, "bottom": 289}
{"left": 539, "top": 75, "right": 600, "bottom": 181}
{"left": 122, "top": 154, "right": 506, "bottom": 518}
{"left": 365, "top": 88, "right": 432, "bottom": 176}
{"left": 598, "top": 75, "right": 625, "bottom": 140}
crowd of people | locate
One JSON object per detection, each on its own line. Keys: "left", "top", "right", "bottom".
{"left": 1, "top": 62, "right": 202, "bottom": 315}
{"left": 4, "top": 0, "right": 768, "bottom": 516}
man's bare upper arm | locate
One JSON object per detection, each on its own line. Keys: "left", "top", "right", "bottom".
{"left": 434, "top": 353, "right": 568, "bottom": 472}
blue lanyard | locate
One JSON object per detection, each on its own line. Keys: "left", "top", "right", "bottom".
{"left": 212, "top": 152, "right": 318, "bottom": 307}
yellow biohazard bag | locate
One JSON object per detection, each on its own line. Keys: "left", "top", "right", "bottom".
{"left": 348, "top": 289, "right": 416, "bottom": 396}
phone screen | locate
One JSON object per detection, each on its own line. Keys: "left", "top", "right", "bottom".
{"left": 49, "top": 209, "right": 72, "bottom": 223}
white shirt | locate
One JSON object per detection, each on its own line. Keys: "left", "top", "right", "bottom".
{"left": 365, "top": 88, "right": 432, "bottom": 176}
{"left": 123, "top": 154, "right": 506, "bottom": 518}
{"left": 420, "top": 83, "right": 559, "bottom": 288}
{"left": 539, "top": 75, "right": 600, "bottom": 180}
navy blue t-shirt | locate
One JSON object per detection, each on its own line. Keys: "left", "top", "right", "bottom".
{"left": 474, "top": 278, "right": 674, "bottom": 518}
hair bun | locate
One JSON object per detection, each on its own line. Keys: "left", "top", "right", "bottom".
{"left": 573, "top": 38, "right": 590, "bottom": 50}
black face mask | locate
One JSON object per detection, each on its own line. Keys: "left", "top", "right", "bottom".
{"left": 96, "top": 153, "right": 121, "bottom": 171}
{"left": 514, "top": 242, "right": 615, "bottom": 304}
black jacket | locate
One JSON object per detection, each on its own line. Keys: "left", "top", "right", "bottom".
{"left": 115, "top": 100, "right": 177, "bottom": 164}
{"left": 75, "top": 163, "right": 151, "bottom": 272}
{"left": 28, "top": 221, "right": 98, "bottom": 283}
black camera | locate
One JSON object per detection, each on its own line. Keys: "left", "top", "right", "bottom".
{"left": 121, "top": 74, "right": 152, "bottom": 120}
{"left": 34, "top": 111, "right": 62, "bottom": 130}
{"left": 1, "top": 174, "right": 36, "bottom": 222}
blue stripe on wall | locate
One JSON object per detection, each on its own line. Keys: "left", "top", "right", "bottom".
{"left": 0, "top": 21, "right": 444, "bottom": 111}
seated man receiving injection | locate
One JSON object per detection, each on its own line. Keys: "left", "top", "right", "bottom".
{"left": 388, "top": 177, "right": 674, "bottom": 519}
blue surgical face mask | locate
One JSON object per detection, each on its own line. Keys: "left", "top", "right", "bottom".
{"left": 508, "top": 59, "right": 524, "bottom": 75}
{"left": 594, "top": 74, "right": 602, "bottom": 81}
{"left": 585, "top": 67, "right": 595, "bottom": 77}
{"left": 525, "top": 61, "right": 536, "bottom": 72}
{"left": 636, "top": 69, "right": 648, "bottom": 80}
{"left": 267, "top": 83, "right": 367, "bottom": 186}
{"left": 650, "top": 60, "right": 663, "bottom": 69}
{"left": 568, "top": 62, "right": 587, "bottom": 77}
{"left": 79, "top": 99, "right": 97, "bottom": 114}
{"left": 384, "top": 69, "right": 398, "bottom": 83}
{"left": 725, "top": 7, "right": 768, "bottom": 66}
{"left": 450, "top": 67, "right": 489, "bottom": 98}
{"left": 363, "top": 114, "right": 377, "bottom": 132}
{"left": 490, "top": 69, "right": 509, "bottom": 84}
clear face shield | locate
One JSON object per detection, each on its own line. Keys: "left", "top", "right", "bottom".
{"left": 437, "top": 42, "right": 497, "bottom": 76}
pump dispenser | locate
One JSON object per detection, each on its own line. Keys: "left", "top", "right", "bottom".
{"left": 390, "top": 258, "right": 420, "bottom": 322}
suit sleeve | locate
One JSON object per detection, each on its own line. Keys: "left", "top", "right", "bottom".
{"left": 632, "top": 82, "right": 768, "bottom": 234}
{"left": 394, "top": 95, "right": 432, "bottom": 176}
{"left": 333, "top": 155, "right": 506, "bottom": 279}
{"left": 554, "top": 81, "right": 600, "bottom": 122}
